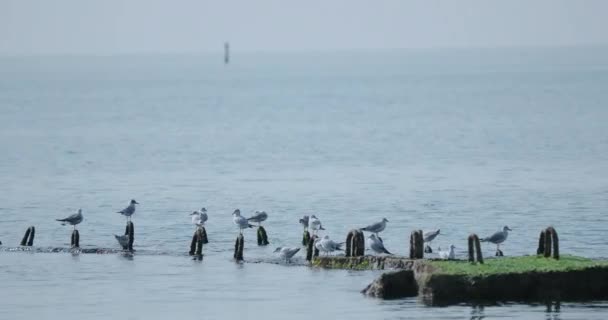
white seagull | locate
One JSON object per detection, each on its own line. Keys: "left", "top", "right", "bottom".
{"left": 247, "top": 211, "right": 268, "bottom": 226}
{"left": 318, "top": 235, "right": 344, "bottom": 256}
{"left": 438, "top": 244, "right": 456, "bottom": 260}
{"left": 56, "top": 209, "right": 83, "bottom": 230}
{"left": 190, "top": 208, "right": 208, "bottom": 227}
{"left": 274, "top": 247, "right": 301, "bottom": 262}
{"left": 481, "top": 226, "right": 512, "bottom": 252}
{"left": 118, "top": 199, "right": 138, "bottom": 221}
{"left": 309, "top": 215, "right": 325, "bottom": 234}
{"left": 368, "top": 234, "right": 392, "bottom": 255}
{"left": 360, "top": 218, "right": 388, "bottom": 236}
{"left": 232, "top": 209, "right": 254, "bottom": 234}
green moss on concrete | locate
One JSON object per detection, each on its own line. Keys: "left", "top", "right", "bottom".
{"left": 428, "top": 255, "right": 608, "bottom": 276}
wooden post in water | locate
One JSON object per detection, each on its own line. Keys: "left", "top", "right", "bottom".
{"left": 306, "top": 235, "right": 319, "bottom": 262}
{"left": 302, "top": 230, "right": 310, "bottom": 247}
{"left": 124, "top": 221, "right": 135, "bottom": 252}
{"left": 71, "top": 230, "right": 80, "bottom": 248}
{"left": 20, "top": 226, "right": 35, "bottom": 246}
{"left": 234, "top": 234, "right": 244, "bottom": 261}
{"left": 189, "top": 227, "right": 204, "bottom": 260}
{"left": 200, "top": 227, "right": 209, "bottom": 244}
{"left": 224, "top": 42, "right": 230, "bottom": 64}
{"left": 257, "top": 226, "right": 269, "bottom": 246}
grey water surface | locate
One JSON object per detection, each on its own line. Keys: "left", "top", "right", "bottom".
{"left": 1, "top": 47, "right": 608, "bottom": 319}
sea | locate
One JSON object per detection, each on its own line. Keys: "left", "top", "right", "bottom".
{"left": 1, "top": 46, "right": 607, "bottom": 319}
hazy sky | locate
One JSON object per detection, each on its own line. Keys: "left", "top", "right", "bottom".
{"left": 1, "top": 0, "right": 607, "bottom": 55}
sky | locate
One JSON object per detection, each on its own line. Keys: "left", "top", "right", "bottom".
{"left": 1, "top": 0, "right": 608, "bottom": 55}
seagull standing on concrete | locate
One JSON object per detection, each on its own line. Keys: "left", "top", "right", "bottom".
{"left": 118, "top": 199, "right": 138, "bottom": 221}
{"left": 56, "top": 209, "right": 83, "bottom": 230}
{"left": 481, "top": 226, "right": 512, "bottom": 255}
{"left": 438, "top": 244, "right": 456, "bottom": 260}
{"left": 274, "top": 247, "right": 301, "bottom": 262}
{"left": 232, "top": 209, "right": 254, "bottom": 234}
{"left": 360, "top": 218, "right": 388, "bottom": 237}
{"left": 247, "top": 211, "right": 268, "bottom": 226}
{"left": 319, "top": 235, "right": 344, "bottom": 256}
{"left": 309, "top": 215, "right": 325, "bottom": 235}
{"left": 368, "top": 234, "right": 392, "bottom": 255}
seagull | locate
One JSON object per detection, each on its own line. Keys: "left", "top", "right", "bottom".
{"left": 247, "top": 211, "right": 268, "bottom": 226}
{"left": 309, "top": 215, "right": 325, "bottom": 234}
{"left": 299, "top": 215, "right": 310, "bottom": 230}
{"left": 360, "top": 218, "right": 389, "bottom": 236}
{"left": 438, "top": 244, "right": 456, "bottom": 260}
{"left": 56, "top": 209, "right": 83, "bottom": 230}
{"left": 118, "top": 199, "right": 138, "bottom": 221}
{"left": 232, "top": 209, "right": 254, "bottom": 234}
{"left": 319, "top": 235, "right": 344, "bottom": 256}
{"left": 481, "top": 226, "right": 512, "bottom": 254}
{"left": 190, "top": 208, "right": 208, "bottom": 227}
{"left": 368, "top": 234, "right": 392, "bottom": 255}
{"left": 423, "top": 229, "right": 441, "bottom": 245}
{"left": 114, "top": 234, "right": 129, "bottom": 249}
{"left": 274, "top": 247, "right": 301, "bottom": 262}
{"left": 423, "top": 229, "right": 441, "bottom": 253}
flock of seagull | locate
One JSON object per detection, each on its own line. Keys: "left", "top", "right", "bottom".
{"left": 53, "top": 199, "right": 513, "bottom": 262}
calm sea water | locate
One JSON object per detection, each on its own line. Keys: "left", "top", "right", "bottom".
{"left": 1, "top": 47, "right": 608, "bottom": 319}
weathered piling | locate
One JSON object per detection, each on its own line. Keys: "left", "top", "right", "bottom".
{"left": 124, "top": 221, "right": 134, "bottom": 251}
{"left": 234, "top": 234, "right": 244, "bottom": 261}
{"left": 306, "top": 235, "right": 319, "bottom": 262}
{"left": 345, "top": 230, "right": 365, "bottom": 257}
{"left": 467, "top": 234, "right": 484, "bottom": 264}
{"left": 540, "top": 227, "right": 559, "bottom": 260}
{"left": 544, "top": 228, "right": 552, "bottom": 258}
{"left": 20, "top": 226, "right": 35, "bottom": 246}
{"left": 200, "top": 227, "right": 209, "bottom": 244}
{"left": 189, "top": 227, "right": 204, "bottom": 260}
{"left": 302, "top": 230, "right": 310, "bottom": 246}
{"left": 537, "top": 230, "right": 546, "bottom": 255}
{"left": 550, "top": 227, "right": 559, "bottom": 260}
{"left": 409, "top": 230, "right": 424, "bottom": 259}
{"left": 257, "top": 226, "right": 269, "bottom": 246}
{"left": 71, "top": 230, "right": 80, "bottom": 248}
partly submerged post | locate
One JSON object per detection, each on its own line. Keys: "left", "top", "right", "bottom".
{"left": 124, "top": 221, "right": 134, "bottom": 251}
{"left": 200, "top": 227, "right": 209, "bottom": 244}
{"left": 302, "top": 230, "right": 311, "bottom": 246}
{"left": 257, "top": 226, "right": 269, "bottom": 246}
{"left": 71, "top": 230, "right": 80, "bottom": 248}
{"left": 467, "top": 234, "right": 484, "bottom": 264}
{"left": 234, "top": 234, "right": 244, "bottom": 261}
{"left": 306, "top": 235, "right": 319, "bottom": 262}
{"left": 20, "top": 226, "right": 35, "bottom": 246}
{"left": 224, "top": 42, "right": 230, "bottom": 64}
{"left": 189, "top": 227, "right": 204, "bottom": 260}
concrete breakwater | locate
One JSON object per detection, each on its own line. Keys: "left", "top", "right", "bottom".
{"left": 313, "top": 255, "right": 608, "bottom": 305}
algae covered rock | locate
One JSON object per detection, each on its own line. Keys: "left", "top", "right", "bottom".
{"left": 361, "top": 270, "right": 418, "bottom": 299}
